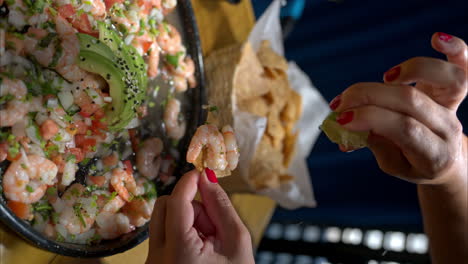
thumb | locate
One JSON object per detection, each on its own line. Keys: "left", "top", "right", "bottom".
{"left": 198, "top": 168, "right": 247, "bottom": 243}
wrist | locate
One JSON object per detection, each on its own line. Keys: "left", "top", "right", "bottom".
{"left": 420, "top": 134, "right": 468, "bottom": 194}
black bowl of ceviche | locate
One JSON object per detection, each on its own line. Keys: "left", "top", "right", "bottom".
{"left": 0, "top": 0, "right": 205, "bottom": 257}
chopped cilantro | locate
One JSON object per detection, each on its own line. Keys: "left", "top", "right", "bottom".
{"left": 0, "top": 94, "right": 15, "bottom": 104}
{"left": 38, "top": 33, "right": 57, "bottom": 48}
{"left": 26, "top": 185, "right": 34, "bottom": 193}
{"left": 46, "top": 187, "right": 57, "bottom": 196}
{"left": 56, "top": 232, "right": 65, "bottom": 242}
{"left": 65, "top": 154, "right": 76, "bottom": 163}
{"left": 165, "top": 51, "right": 184, "bottom": 68}
{"left": 73, "top": 203, "right": 87, "bottom": 228}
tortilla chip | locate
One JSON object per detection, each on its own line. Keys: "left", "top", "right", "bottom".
{"left": 249, "top": 137, "right": 286, "bottom": 190}
{"left": 266, "top": 110, "right": 285, "bottom": 150}
{"left": 282, "top": 131, "right": 298, "bottom": 168}
{"left": 234, "top": 43, "right": 271, "bottom": 101}
{"left": 238, "top": 96, "right": 269, "bottom": 117}
{"left": 279, "top": 174, "right": 295, "bottom": 183}
{"left": 281, "top": 89, "right": 302, "bottom": 132}
{"left": 257, "top": 40, "right": 288, "bottom": 74}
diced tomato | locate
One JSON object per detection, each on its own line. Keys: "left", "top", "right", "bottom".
{"left": 123, "top": 160, "right": 133, "bottom": 175}
{"left": 7, "top": 151, "right": 21, "bottom": 162}
{"left": 70, "top": 13, "right": 98, "bottom": 37}
{"left": 94, "top": 108, "right": 106, "bottom": 120}
{"left": 141, "top": 40, "right": 153, "bottom": 54}
{"left": 57, "top": 4, "right": 75, "bottom": 19}
{"left": 103, "top": 153, "right": 119, "bottom": 167}
{"left": 40, "top": 119, "right": 60, "bottom": 141}
{"left": 79, "top": 103, "right": 100, "bottom": 117}
{"left": 51, "top": 154, "right": 65, "bottom": 173}
{"left": 73, "top": 120, "right": 88, "bottom": 135}
{"left": 7, "top": 201, "right": 32, "bottom": 220}
{"left": 75, "top": 135, "right": 97, "bottom": 153}
{"left": 88, "top": 175, "right": 107, "bottom": 187}
{"left": 137, "top": 0, "right": 152, "bottom": 15}
{"left": 67, "top": 148, "right": 85, "bottom": 163}
{"left": 104, "top": 0, "right": 125, "bottom": 10}
{"left": 128, "top": 129, "right": 140, "bottom": 152}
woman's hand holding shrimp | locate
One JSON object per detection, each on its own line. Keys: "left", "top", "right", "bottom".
{"left": 146, "top": 169, "right": 254, "bottom": 264}
{"left": 332, "top": 32, "right": 467, "bottom": 186}
{"left": 331, "top": 32, "right": 467, "bottom": 263}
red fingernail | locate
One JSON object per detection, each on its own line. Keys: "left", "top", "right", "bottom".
{"left": 205, "top": 168, "right": 218, "bottom": 183}
{"left": 384, "top": 66, "right": 401, "bottom": 82}
{"left": 329, "top": 94, "right": 341, "bottom": 111}
{"left": 336, "top": 111, "right": 354, "bottom": 125}
{"left": 438, "top": 32, "right": 453, "bottom": 42}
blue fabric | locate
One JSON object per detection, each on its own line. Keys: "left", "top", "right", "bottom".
{"left": 280, "top": 0, "right": 305, "bottom": 19}
{"left": 253, "top": 0, "right": 468, "bottom": 229}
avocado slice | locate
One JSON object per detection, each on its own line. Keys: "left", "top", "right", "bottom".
{"left": 97, "top": 22, "right": 148, "bottom": 128}
{"left": 76, "top": 24, "right": 147, "bottom": 131}
{"left": 76, "top": 50, "right": 125, "bottom": 125}
{"left": 320, "top": 112, "right": 369, "bottom": 150}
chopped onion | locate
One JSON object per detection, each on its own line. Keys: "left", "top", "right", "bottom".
{"left": 58, "top": 90, "right": 74, "bottom": 110}
{"left": 28, "top": 144, "right": 45, "bottom": 157}
{"left": 103, "top": 97, "right": 112, "bottom": 103}
{"left": 124, "top": 34, "right": 135, "bottom": 46}
{"left": 124, "top": 118, "right": 139, "bottom": 129}
{"left": 62, "top": 161, "right": 78, "bottom": 187}
{"left": 26, "top": 125, "right": 42, "bottom": 146}
{"left": 47, "top": 98, "right": 59, "bottom": 108}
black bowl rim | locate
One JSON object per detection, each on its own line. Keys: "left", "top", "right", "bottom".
{"left": 0, "top": 0, "right": 206, "bottom": 258}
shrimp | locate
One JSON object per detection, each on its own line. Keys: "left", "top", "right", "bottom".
{"left": 54, "top": 16, "right": 87, "bottom": 82}
{"left": 59, "top": 195, "right": 98, "bottom": 235}
{"left": 122, "top": 198, "right": 155, "bottom": 227}
{"left": 167, "top": 56, "right": 196, "bottom": 91}
{"left": 136, "top": 138, "right": 163, "bottom": 180}
{"left": 96, "top": 195, "right": 134, "bottom": 239}
{"left": 147, "top": 42, "right": 160, "bottom": 78}
{"left": 157, "top": 24, "right": 182, "bottom": 54}
{"left": 87, "top": 0, "right": 106, "bottom": 20}
{"left": 186, "top": 124, "right": 228, "bottom": 171}
{"left": 3, "top": 154, "right": 58, "bottom": 204}
{"left": 110, "top": 168, "right": 137, "bottom": 202}
{"left": 222, "top": 125, "right": 239, "bottom": 171}
{"left": 173, "top": 75, "right": 187, "bottom": 93}
{"left": 96, "top": 212, "right": 134, "bottom": 239}
{"left": 0, "top": 78, "right": 29, "bottom": 127}
{"left": 162, "top": 0, "right": 177, "bottom": 15}
{"left": 163, "top": 98, "right": 186, "bottom": 140}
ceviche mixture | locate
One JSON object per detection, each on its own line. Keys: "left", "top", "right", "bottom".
{"left": 0, "top": 0, "right": 199, "bottom": 244}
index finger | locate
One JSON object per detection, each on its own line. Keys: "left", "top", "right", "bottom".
{"left": 166, "top": 170, "right": 200, "bottom": 242}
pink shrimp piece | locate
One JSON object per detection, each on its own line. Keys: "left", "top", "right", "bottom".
{"left": 147, "top": 42, "right": 160, "bottom": 78}
{"left": 222, "top": 125, "right": 239, "bottom": 171}
{"left": 136, "top": 138, "right": 163, "bottom": 180}
{"left": 0, "top": 78, "right": 29, "bottom": 127}
{"left": 157, "top": 23, "right": 182, "bottom": 54}
{"left": 122, "top": 198, "right": 156, "bottom": 227}
{"left": 186, "top": 124, "right": 228, "bottom": 171}
{"left": 3, "top": 155, "right": 58, "bottom": 204}
{"left": 110, "top": 168, "right": 137, "bottom": 202}
{"left": 163, "top": 98, "right": 186, "bottom": 140}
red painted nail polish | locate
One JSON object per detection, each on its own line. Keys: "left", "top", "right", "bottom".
{"left": 384, "top": 66, "right": 401, "bottom": 82}
{"left": 336, "top": 111, "right": 354, "bottom": 125}
{"left": 329, "top": 94, "right": 341, "bottom": 111}
{"left": 438, "top": 32, "right": 453, "bottom": 42}
{"left": 205, "top": 168, "right": 218, "bottom": 183}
